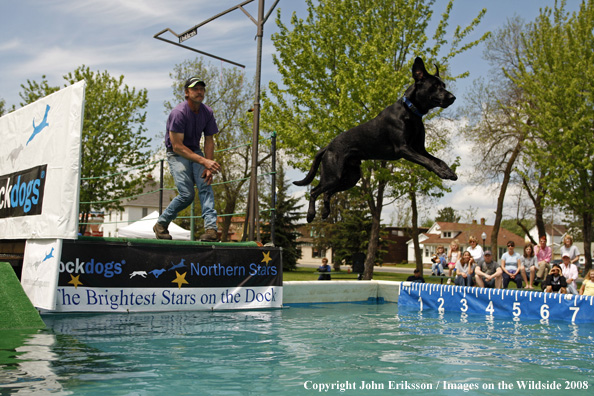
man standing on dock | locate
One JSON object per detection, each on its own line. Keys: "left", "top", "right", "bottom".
{"left": 154, "top": 77, "right": 221, "bottom": 242}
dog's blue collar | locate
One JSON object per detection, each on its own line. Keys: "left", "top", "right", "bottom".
{"left": 402, "top": 96, "right": 425, "bottom": 117}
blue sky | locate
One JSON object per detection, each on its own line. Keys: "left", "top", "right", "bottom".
{"left": 0, "top": 0, "right": 581, "bottom": 224}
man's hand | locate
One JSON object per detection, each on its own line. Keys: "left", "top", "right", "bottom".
{"left": 201, "top": 157, "right": 221, "bottom": 174}
{"left": 202, "top": 169, "right": 215, "bottom": 185}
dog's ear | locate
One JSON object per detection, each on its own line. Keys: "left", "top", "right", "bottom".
{"left": 434, "top": 64, "right": 440, "bottom": 78}
{"left": 412, "top": 57, "right": 427, "bottom": 81}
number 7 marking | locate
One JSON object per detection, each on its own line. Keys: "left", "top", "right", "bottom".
{"left": 569, "top": 306, "right": 579, "bottom": 322}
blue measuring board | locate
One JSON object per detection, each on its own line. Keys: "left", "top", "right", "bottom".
{"left": 399, "top": 282, "right": 594, "bottom": 323}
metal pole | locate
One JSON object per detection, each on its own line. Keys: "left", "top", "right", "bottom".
{"left": 247, "top": 0, "right": 265, "bottom": 242}
{"left": 270, "top": 131, "right": 277, "bottom": 245}
{"left": 191, "top": 199, "right": 196, "bottom": 241}
{"left": 159, "top": 159, "right": 164, "bottom": 215}
{"left": 154, "top": 0, "right": 281, "bottom": 242}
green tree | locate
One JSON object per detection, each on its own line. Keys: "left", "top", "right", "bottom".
{"left": 435, "top": 206, "right": 461, "bottom": 223}
{"left": 512, "top": 0, "right": 594, "bottom": 273}
{"left": 461, "top": 16, "right": 536, "bottom": 260}
{"left": 261, "top": 162, "right": 303, "bottom": 271}
{"left": 19, "top": 67, "right": 152, "bottom": 234}
{"left": 18, "top": 75, "right": 60, "bottom": 106}
{"left": 500, "top": 218, "right": 534, "bottom": 238}
{"left": 264, "top": 0, "right": 487, "bottom": 279}
{"left": 390, "top": 151, "right": 459, "bottom": 274}
{"left": 165, "top": 58, "right": 272, "bottom": 241}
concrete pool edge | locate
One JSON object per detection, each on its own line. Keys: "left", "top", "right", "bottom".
{"left": 282, "top": 280, "right": 401, "bottom": 305}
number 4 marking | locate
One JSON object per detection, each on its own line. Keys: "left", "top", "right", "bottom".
{"left": 486, "top": 300, "right": 494, "bottom": 315}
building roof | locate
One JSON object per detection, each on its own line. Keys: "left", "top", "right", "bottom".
{"left": 417, "top": 221, "right": 525, "bottom": 248}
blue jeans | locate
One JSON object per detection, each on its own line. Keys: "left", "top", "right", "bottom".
{"left": 431, "top": 262, "right": 444, "bottom": 275}
{"left": 455, "top": 274, "right": 472, "bottom": 287}
{"left": 158, "top": 150, "right": 217, "bottom": 230}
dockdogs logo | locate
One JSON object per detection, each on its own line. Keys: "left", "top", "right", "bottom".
{"left": 0, "top": 165, "right": 48, "bottom": 218}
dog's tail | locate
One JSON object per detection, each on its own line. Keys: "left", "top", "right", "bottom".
{"left": 293, "top": 147, "right": 327, "bottom": 186}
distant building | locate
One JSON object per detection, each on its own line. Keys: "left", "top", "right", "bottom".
{"left": 525, "top": 223, "right": 568, "bottom": 248}
{"left": 101, "top": 178, "right": 177, "bottom": 238}
{"left": 526, "top": 224, "right": 569, "bottom": 249}
{"left": 407, "top": 220, "right": 525, "bottom": 264}
{"left": 220, "top": 216, "right": 247, "bottom": 242}
{"left": 79, "top": 211, "right": 104, "bottom": 237}
{"left": 295, "top": 224, "right": 332, "bottom": 265}
{"left": 382, "top": 226, "right": 428, "bottom": 264}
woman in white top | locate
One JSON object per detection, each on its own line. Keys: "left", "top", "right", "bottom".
{"left": 466, "top": 236, "right": 484, "bottom": 268}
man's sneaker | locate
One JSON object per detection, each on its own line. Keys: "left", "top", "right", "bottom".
{"left": 153, "top": 222, "right": 172, "bottom": 240}
{"left": 200, "top": 228, "right": 219, "bottom": 242}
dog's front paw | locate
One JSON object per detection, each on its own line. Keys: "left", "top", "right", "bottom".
{"left": 439, "top": 167, "right": 458, "bottom": 181}
{"left": 447, "top": 172, "right": 458, "bottom": 181}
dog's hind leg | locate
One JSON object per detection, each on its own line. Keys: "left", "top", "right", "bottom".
{"left": 320, "top": 160, "right": 362, "bottom": 219}
{"left": 306, "top": 185, "right": 323, "bottom": 223}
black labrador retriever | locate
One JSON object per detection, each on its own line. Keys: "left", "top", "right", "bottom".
{"left": 294, "top": 57, "right": 457, "bottom": 223}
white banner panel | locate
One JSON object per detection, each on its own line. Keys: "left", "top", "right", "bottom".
{"left": 0, "top": 81, "right": 85, "bottom": 239}
{"left": 21, "top": 239, "right": 63, "bottom": 310}
{"left": 53, "top": 286, "right": 282, "bottom": 312}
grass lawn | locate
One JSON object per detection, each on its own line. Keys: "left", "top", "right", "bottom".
{"left": 283, "top": 267, "right": 412, "bottom": 282}
{"left": 282, "top": 267, "right": 538, "bottom": 289}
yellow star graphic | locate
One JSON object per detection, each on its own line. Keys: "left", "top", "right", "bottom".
{"left": 261, "top": 251, "right": 272, "bottom": 265}
{"left": 171, "top": 271, "right": 189, "bottom": 289}
{"left": 68, "top": 274, "right": 83, "bottom": 288}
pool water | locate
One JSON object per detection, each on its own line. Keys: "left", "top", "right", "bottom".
{"left": 1, "top": 303, "right": 593, "bottom": 395}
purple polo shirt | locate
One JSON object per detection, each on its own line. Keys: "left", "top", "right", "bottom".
{"left": 165, "top": 101, "right": 219, "bottom": 151}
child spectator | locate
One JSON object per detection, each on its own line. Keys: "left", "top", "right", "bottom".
{"left": 454, "top": 251, "right": 474, "bottom": 287}
{"left": 317, "top": 258, "right": 331, "bottom": 280}
{"left": 431, "top": 245, "right": 446, "bottom": 276}
{"left": 560, "top": 235, "right": 580, "bottom": 266}
{"left": 447, "top": 239, "right": 461, "bottom": 278}
{"left": 521, "top": 243, "right": 538, "bottom": 289}
{"left": 544, "top": 264, "right": 567, "bottom": 294}
{"left": 579, "top": 269, "right": 594, "bottom": 296}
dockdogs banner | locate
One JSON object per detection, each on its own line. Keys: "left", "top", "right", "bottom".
{"left": 53, "top": 239, "right": 283, "bottom": 312}
{"left": 0, "top": 81, "right": 85, "bottom": 239}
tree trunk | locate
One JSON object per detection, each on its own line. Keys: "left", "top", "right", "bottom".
{"left": 220, "top": 198, "right": 238, "bottom": 242}
{"left": 362, "top": 168, "right": 387, "bottom": 280}
{"left": 491, "top": 140, "right": 522, "bottom": 260}
{"left": 583, "top": 212, "right": 592, "bottom": 275}
{"left": 363, "top": 204, "right": 382, "bottom": 280}
{"left": 409, "top": 190, "right": 423, "bottom": 273}
{"left": 79, "top": 211, "right": 89, "bottom": 236}
{"left": 521, "top": 174, "right": 547, "bottom": 240}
